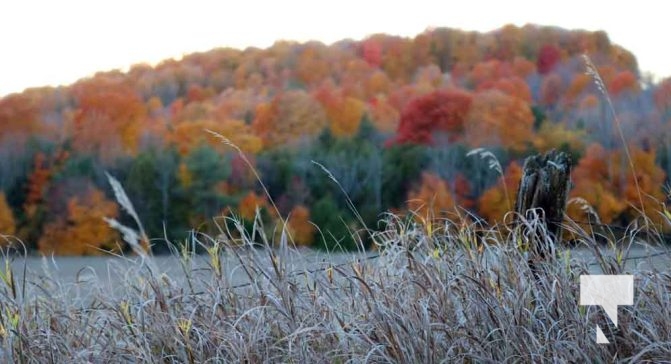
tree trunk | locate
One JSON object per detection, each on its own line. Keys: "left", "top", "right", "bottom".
{"left": 514, "top": 150, "right": 571, "bottom": 269}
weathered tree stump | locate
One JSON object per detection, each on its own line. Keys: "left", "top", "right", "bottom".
{"left": 514, "top": 150, "right": 571, "bottom": 271}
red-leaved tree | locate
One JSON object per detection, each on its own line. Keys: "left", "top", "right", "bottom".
{"left": 537, "top": 44, "right": 561, "bottom": 75}
{"left": 394, "top": 89, "right": 473, "bottom": 144}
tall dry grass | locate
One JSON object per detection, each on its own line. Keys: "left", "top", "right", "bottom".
{"left": 1, "top": 210, "right": 670, "bottom": 362}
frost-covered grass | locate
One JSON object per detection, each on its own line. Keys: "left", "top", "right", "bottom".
{"left": 1, "top": 212, "right": 670, "bottom": 363}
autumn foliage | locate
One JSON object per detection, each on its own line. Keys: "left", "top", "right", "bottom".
{"left": 568, "top": 144, "right": 666, "bottom": 230}
{"left": 72, "top": 77, "right": 147, "bottom": 159}
{"left": 478, "top": 162, "right": 523, "bottom": 223}
{"left": 568, "top": 144, "right": 624, "bottom": 224}
{"left": 38, "top": 187, "right": 120, "bottom": 255}
{"left": 395, "top": 89, "right": 473, "bottom": 144}
{"left": 536, "top": 44, "right": 562, "bottom": 75}
{"left": 407, "top": 172, "right": 458, "bottom": 221}
{"left": 608, "top": 70, "right": 639, "bottom": 96}
{"left": 252, "top": 90, "right": 328, "bottom": 148}
{"left": 238, "top": 191, "right": 267, "bottom": 221}
{"left": 314, "top": 84, "right": 368, "bottom": 137}
{"left": 287, "top": 205, "right": 316, "bottom": 246}
{"left": 170, "top": 119, "right": 262, "bottom": 156}
{"left": 0, "top": 93, "right": 40, "bottom": 138}
{"left": 464, "top": 90, "right": 534, "bottom": 152}
{"left": 0, "top": 192, "right": 16, "bottom": 239}
{"left": 24, "top": 153, "right": 52, "bottom": 217}
{"left": 0, "top": 24, "right": 669, "bottom": 254}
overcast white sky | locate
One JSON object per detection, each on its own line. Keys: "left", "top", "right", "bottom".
{"left": 1, "top": 0, "right": 668, "bottom": 96}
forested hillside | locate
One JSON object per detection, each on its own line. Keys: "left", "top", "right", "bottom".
{"left": 2, "top": 24, "right": 671, "bottom": 254}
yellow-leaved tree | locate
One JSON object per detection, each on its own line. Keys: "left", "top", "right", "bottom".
{"left": 252, "top": 90, "right": 328, "bottom": 148}
{"left": 170, "top": 118, "right": 262, "bottom": 156}
{"left": 314, "top": 85, "right": 367, "bottom": 137}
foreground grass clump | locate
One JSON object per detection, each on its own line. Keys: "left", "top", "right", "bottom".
{"left": 0, "top": 215, "right": 670, "bottom": 362}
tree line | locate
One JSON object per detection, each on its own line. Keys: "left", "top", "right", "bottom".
{"left": 1, "top": 24, "right": 670, "bottom": 254}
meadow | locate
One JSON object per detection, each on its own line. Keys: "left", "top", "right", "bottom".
{"left": 1, "top": 208, "right": 671, "bottom": 362}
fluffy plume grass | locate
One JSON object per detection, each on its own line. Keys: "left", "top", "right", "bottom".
{"left": 467, "top": 147, "right": 511, "bottom": 211}
{"left": 104, "top": 172, "right": 151, "bottom": 258}
{"left": 583, "top": 54, "right": 647, "bottom": 220}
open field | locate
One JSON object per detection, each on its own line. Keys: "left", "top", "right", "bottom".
{"left": 6, "top": 242, "right": 671, "bottom": 295}
{"left": 1, "top": 222, "right": 670, "bottom": 362}
{"left": 5, "top": 248, "right": 377, "bottom": 302}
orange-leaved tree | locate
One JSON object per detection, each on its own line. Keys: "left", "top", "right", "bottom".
{"left": 0, "top": 93, "right": 41, "bottom": 139}
{"left": 71, "top": 76, "right": 147, "bottom": 160}
{"left": 564, "top": 73, "right": 592, "bottom": 107}
{"left": 608, "top": 70, "right": 639, "bottom": 97}
{"left": 237, "top": 191, "right": 267, "bottom": 221}
{"left": 568, "top": 143, "right": 666, "bottom": 230}
{"left": 287, "top": 205, "right": 316, "bottom": 246}
{"left": 23, "top": 149, "right": 69, "bottom": 218}
{"left": 365, "top": 70, "right": 392, "bottom": 98}
{"left": 407, "top": 172, "right": 458, "bottom": 223}
{"left": 38, "top": 186, "right": 121, "bottom": 255}
{"left": 477, "top": 161, "right": 523, "bottom": 224}
{"left": 340, "top": 59, "right": 372, "bottom": 100}
{"left": 296, "top": 43, "right": 331, "bottom": 87}
{"left": 622, "top": 146, "right": 666, "bottom": 226}
{"left": 487, "top": 76, "right": 532, "bottom": 103}
{"left": 464, "top": 90, "right": 534, "bottom": 152}
{"left": 470, "top": 60, "right": 511, "bottom": 90}
{"left": 24, "top": 153, "right": 52, "bottom": 219}
{"left": 368, "top": 96, "right": 400, "bottom": 133}
{"left": 512, "top": 56, "right": 536, "bottom": 79}
{"left": 0, "top": 192, "right": 16, "bottom": 240}
{"left": 568, "top": 143, "right": 626, "bottom": 227}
